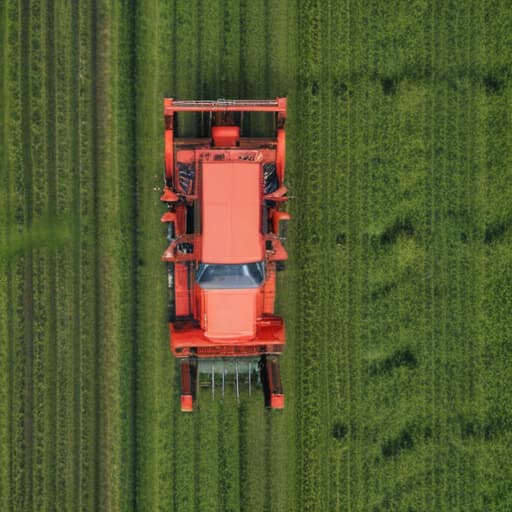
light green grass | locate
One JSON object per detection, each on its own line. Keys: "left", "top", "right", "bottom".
{"left": 1, "top": 1, "right": 511, "bottom": 511}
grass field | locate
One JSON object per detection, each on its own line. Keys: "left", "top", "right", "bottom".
{"left": 1, "top": 1, "right": 511, "bottom": 511}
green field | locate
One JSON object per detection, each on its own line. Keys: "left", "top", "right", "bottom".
{"left": 1, "top": 1, "right": 511, "bottom": 511}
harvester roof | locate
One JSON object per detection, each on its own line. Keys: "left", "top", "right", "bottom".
{"left": 201, "top": 161, "right": 263, "bottom": 264}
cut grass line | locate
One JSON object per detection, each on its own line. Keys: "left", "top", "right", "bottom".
{"left": 134, "top": 2, "right": 173, "bottom": 509}
{"left": 52, "top": 3, "right": 80, "bottom": 509}
{"left": 238, "top": 396, "right": 264, "bottom": 512}
{"left": 197, "top": 0, "right": 221, "bottom": 99}
{"left": 221, "top": 0, "right": 241, "bottom": 98}
{"left": 43, "top": 0, "right": 58, "bottom": 509}
{"left": 197, "top": 399, "right": 220, "bottom": 511}
{"left": 5, "top": 1, "right": 26, "bottom": 508}
{"left": 115, "top": 1, "right": 138, "bottom": 509}
{"left": 0, "top": 0, "right": 10, "bottom": 508}
{"left": 29, "top": 0, "right": 53, "bottom": 509}
{"left": 77, "top": 1, "right": 97, "bottom": 509}
{"left": 20, "top": 0, "right": 34, "bottom": 507}
{"left": 70, "top": 0, "right": 81, "bottom": 508}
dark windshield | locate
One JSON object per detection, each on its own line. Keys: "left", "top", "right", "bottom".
{"left": 196, "top": 262, "right": 265, "bottom": 289}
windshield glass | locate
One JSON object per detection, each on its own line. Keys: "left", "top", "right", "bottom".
{"left": 196, "top": 262, "right": 265, "bottom": 289}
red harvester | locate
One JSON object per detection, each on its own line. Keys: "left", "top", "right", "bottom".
{"left": 161, "top": 98, "right": 290, "bottom": 411}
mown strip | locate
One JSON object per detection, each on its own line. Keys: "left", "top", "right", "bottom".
{"left": 21, "top": 0, "right": 34, "bottom": 506}
{"left": 53, "top": 1, "right": 79, "bottom": 509}
{"left": 77, "top": 1, "right": 98, "bottom": 509}
{"left": 329, "top": 2, "right": 351, "bottom": 509}
{"left": 275, "top": 1, "right": 300, "bottom": 509}
{"left": 197, "top": 397, "right": 220, "bottom": 510}
{"left": 116, "top": 1, "right": 138, "bottom": 510}
{"left": 171, "top": 3, "right": 199, "bottom": 509}
{"left": 0, "top": 0, "right": 10, "bottom": 508}
{"left": 134, "top": 1, "right": 174, "bottom": 509}
{"left": 220, "top": 0, "right": 241, "bottom": 98}
{"left": 265, "top": 3, "right": 296, "bottom": 511}
{"left": 5, "top": 1, "right": 26, "bottom": 508}
{"left": 294, "top": 1, "right": 334, "bottom": 510}
{"left": 29, "top": 0, "right": 55, "bottom": 509}
{"left": 238, "top": 396, "right": 265, "bottom": 512}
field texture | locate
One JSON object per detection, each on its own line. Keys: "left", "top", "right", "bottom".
{"left": 1, "top": 1, "right": 512, "bottom": 511}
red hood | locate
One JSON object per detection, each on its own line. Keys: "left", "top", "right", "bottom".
{"left": 203, "top": 288, "right": 258, "bottom": 340}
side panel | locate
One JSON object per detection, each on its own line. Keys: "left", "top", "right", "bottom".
{"left": 174, "top": 263, "right": 191, "bottom": 317}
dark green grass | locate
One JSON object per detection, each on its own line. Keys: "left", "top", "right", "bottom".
{"left": 1, "top": 1, "right": 511, "bottom": 511}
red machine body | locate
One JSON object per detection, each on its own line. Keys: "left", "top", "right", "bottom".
{"left": 161, "top": 98, "right": 290, "bottom": 411}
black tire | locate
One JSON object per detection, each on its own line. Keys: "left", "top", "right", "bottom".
{"left": 276, "top": 261, "right": 286, "bottom": 272}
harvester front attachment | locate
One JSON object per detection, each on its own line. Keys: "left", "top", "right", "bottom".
{"left": 179, "top": 357, "right": 284, "bottom": 412}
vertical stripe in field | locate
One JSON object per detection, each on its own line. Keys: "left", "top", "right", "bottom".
{"left": 241, "top": 0, "right": 266, "bottom": 139}
{"left": 329, "top": 2, "right": 351, "bottom": 510}
{"left": 116, "top": 1, "right": 138, "bottom": 510}
{"left": 420, "top": 2, "right": 433, "bottom": 510}
{"left": 77, "top": 1, "right": 98, "bottom": 509}
{"left": 457, "top": 4, "right": 481, "bottom": 509}
{"left": 172, "top": 2, "right": 199, "bottom": 510}
{"left": 158, "top": 2, "right": 177, "bottom": 509}
{"left": 53, "top": 1, "right": 80, "bottom": 509}
{"left": 295, "top": 1, "right": 329, "bottom": 510}
{"left": 135, "top": 1, "right": 175, "bottom": 510}
{"left": 220, "top": 0, "right": 241, "bottom": 98}
{"left": 20, "top": 0, "right": 34, "bottom": 507}
{"left": 266, "top": 3, "right": 296, "bottom": 511}
{"left": 476, "top": 2, "right": 512, "bottom": 509}
{"left": 423, "top": 2, "right": 438, "bottom": 508}
{"left": 6, "top": 1, "right": 29, "bottom": 504}
{"left": 134, "top": 1, "right": 162, "bottom": 508}
{"left": 218, "top": 400, "right": 241, "bottom": 512}
{"left": 0, "top": 0, "right": 10, "bottom": 508}
{"left": 276, "top": 1, "right": 300, "bottom": 509}
{"left": 197, "top": 0, "right": 221, "bottom": 98}
{"left": 348, "top": 4, "right": 366, "bottom": 509}
{"left": 44, "top": 0, "right": 58, "bottom": 508}
{"left": 30, "top": 0, "right": 56, "bottom": 510}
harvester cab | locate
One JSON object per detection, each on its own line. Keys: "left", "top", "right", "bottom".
{"left": 161, "top": 98, "right": 289, "bottom": 411}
